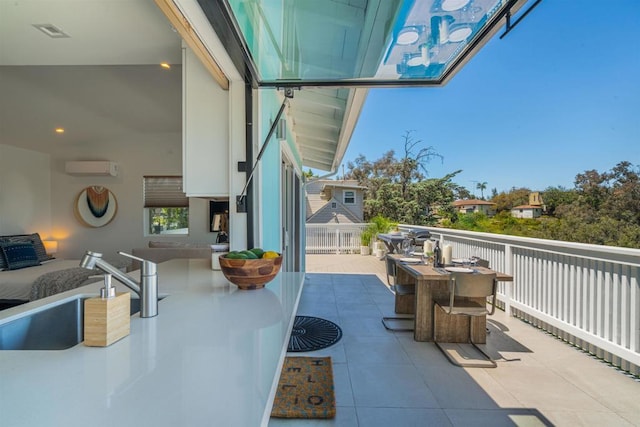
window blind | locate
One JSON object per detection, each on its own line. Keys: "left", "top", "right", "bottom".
{"left": 143, "top": 176, "right": 188, "bottom": 208}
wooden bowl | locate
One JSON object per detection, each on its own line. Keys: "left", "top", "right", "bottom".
{"left": 218, "top": 254, "right": 283, "bottom": 290}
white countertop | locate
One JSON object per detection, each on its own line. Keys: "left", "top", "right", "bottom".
{"left": 0, "top": 259, "right": 305, "bottom": 427}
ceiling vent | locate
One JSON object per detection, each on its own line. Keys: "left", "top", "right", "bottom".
{"left": 32, "top": 24, "right": 70, "bottom": 39}
{"left": 65, "top": 161, "right": 119, "bottom": 177}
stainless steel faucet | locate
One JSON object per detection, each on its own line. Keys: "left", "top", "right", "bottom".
{"left": 80, "top": 251, "right": 158, "bottom": 318}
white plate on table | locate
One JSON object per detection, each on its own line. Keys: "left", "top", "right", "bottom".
{"left": 400, "top": 257, "right": 422, "bottom": 264}
{"left": 445, "top": 266, "right": 474, "bottom": 273}
{"left": 451, "top": 258, "right": 471, "bottom": 264}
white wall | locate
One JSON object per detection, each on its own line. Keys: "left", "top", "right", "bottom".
{"left": 511, "top": 209, "right": 540, "bottom": 219}
{"left": 182, "top": 45, "right": 229, "bottom": 198}
{"left": 48, "top": 132, "right": 216, "bottom": 260}
{"left": 0, "top": 144, "right": 52, "bottom": 236}
{"left": 1, "top": 136, "right": 217, "bottom": 263}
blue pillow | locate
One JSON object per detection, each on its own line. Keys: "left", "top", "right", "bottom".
{"left": 0, "top": 233, "right": 51, "bottom": 263}
{"left": 0, "top": 242, "right": 41, "bottom": 270}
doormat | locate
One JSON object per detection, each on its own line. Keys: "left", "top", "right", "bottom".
{"left": 287, "top": 316, "right": 343, "bottom": 352}
{"left": 271, "top": 356, "right": 335, "bottom": 419}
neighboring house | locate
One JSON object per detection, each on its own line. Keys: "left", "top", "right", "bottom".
{"left": 511, "top": 205, "right": 544, "bottom": 219}
{"left": 453, "top": 199, "right": 497, "bottom": 217}
{"left": 511, "top": 192, "right": 546, "bottom": 218}
{"left": 306, "top": 180, "right": 365, "bottom": 224}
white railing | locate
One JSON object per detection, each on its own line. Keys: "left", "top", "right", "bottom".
{"left": 400, "top": 225, "right": 640, "bottom": 375}
{"left": 305, "top": 223, "right": 369, "bottom": 254}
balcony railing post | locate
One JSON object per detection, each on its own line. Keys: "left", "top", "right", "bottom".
{"left": 504, "top": 243, "right": 513, "bottom": 316}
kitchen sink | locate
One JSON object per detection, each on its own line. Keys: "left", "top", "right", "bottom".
{"left": 0, "top": 296, "right": 163, "bottom": 350}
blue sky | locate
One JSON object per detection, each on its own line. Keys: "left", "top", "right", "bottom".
{"left": 338, "top": 0, "right": 640, "bottom": 194}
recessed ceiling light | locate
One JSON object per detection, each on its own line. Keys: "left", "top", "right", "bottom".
{"left": 448, "top": 26, "right": 472, "bottom": 42}
{"left": 406, "top": 45, "right": 430, "bottom": 67}
{"left": 407, "top": 56, "right": 424, "bottom": 67}
{"left": 442, "top": 0, "right": 470, "bottom": 12}
{"left": 55, "top": 128, "right": 65, "bottom": 134}
{"left": 33, "top": 24, "right": 70, "bottom": 39}
{"left": 160, "top": 62, "right": 171, "bottom": 69}
{"left": 397, "top": 27, "right": 420, "bottom": 45}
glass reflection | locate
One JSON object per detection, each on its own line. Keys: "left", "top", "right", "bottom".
{"left": 225, "top": 0, "right": 510, "bottom": 84}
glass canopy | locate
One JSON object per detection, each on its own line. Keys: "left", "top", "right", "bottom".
{"left": 224, "top": 0, "right": 518, "bottom": 87}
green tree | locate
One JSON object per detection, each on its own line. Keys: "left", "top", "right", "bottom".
{"left": 345, "top": 131, "right": 454, "bottom": 225}
{"left": 449, "top": 162, "right": 640, "bottom": 249}
{"left": 476, "top": 181, "right": 488, "bottom": 199}
{"left": 541, "top": 186, "right": 577, "bottom": 216}
{"left": 574, "top": 168, "right": 609, "bottom": 211}
{"left": 452, "top": 184, "right": 472, "bottom": 200}
{"left": 601, "top": 161, "right": 640, "bottom": 225}
{"left": 490, "top": 187, "right": 530, "bottom": 212}
{"left": 396, "top": 130, "right": 442, "bottom": 198}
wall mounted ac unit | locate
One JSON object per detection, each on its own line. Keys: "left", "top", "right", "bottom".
{"left": 65, "top": 161, "right": 119, "bottom": 177}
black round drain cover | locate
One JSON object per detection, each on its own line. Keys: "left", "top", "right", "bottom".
{"left": 287, "top": 316, "right": 342, "bottom": 352}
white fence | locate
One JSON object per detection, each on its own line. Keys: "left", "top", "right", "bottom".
{"left": 401, "top": 225, "right": 640, "bottom": 375}
{"left": 305, "top": 223, "right": 369, "bottom": 254}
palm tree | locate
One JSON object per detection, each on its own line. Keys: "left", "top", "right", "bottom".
{"left": 476, "top": 181, "right": 488, "bottom": 199}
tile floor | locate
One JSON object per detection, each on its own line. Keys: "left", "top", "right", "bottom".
{"left": 269, "top": 255, "right": 640, "bottom": 427}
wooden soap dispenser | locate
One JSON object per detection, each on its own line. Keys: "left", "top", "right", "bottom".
{"left": 84, "top": 273, "right": 130, "bottom": 347}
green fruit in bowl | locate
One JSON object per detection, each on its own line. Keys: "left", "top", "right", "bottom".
{"left": 241, "top": 250, "right": 258, "bottom": 259}
{"left": 218, "top": 249, "right": 284, "bottom": 290}
{"left": 249, "top": 247, "right": 265, "bottom": 258}
{"left": 226, "top": 252, "right": 246, "bottom": 259}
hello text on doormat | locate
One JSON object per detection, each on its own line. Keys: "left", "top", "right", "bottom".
{"left": 271, "top": 356, "right": 335, "bottom": 419}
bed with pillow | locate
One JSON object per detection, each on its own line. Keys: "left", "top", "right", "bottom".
{"left": 0, "top": 233, "right": 98, "bottom": 308}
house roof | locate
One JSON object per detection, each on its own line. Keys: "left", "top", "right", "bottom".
{"left": 306, "top": 197, "right": 361, "bottom": 224}
{"left": 305, "top": 191, "right": 328, "bottom": 219}
{"left": 306, "top": 179, "right": 364, "bottom": 222}
{"left": 321, "top": 181, "right": 367, "bottom": 191}
{"left": 453, "top": 199, "right": 496, "bottom": 206}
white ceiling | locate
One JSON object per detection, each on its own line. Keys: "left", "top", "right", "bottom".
{"left": 0, "top": 0, "right": 183, "bottom": 154}
{"left": 0, "top": 0, "right": 182, "bottom": 66}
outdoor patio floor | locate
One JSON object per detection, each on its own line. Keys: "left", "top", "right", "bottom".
{"left": 269, "top": 254, "right": 640, "bottom": 427}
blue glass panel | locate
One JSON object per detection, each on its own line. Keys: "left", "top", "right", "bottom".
{"left": 226, "top": 0, "right": 511, "bottom": 86}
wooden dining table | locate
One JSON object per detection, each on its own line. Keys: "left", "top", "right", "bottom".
{"left": 390, "top": 254, "right": 513, "bottom": 343}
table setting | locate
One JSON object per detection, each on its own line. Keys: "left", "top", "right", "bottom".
{"left": 443, "top": 266, "right": 475, "bottom": 273}
{"left": 398, "top": 257, "right": 422, "bottom": 264}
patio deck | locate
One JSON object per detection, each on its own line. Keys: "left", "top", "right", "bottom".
{"left": 270, "top": 254, "right": 640, "bottom": 427}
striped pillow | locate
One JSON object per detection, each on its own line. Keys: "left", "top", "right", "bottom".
{"left": 0, "top": 242, "right": 41, "bottom": 270}
{"left": 0, "top": 233, "right": 51, "bottom": 263}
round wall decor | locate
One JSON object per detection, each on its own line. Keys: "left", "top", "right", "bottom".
{"left": 75, "top": 186, "right": 117, "bottom": 227}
